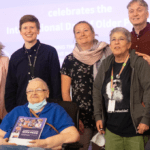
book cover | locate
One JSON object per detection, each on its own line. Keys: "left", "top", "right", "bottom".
{"left": 9, "top": 116, "right": 47, "bottom": 146}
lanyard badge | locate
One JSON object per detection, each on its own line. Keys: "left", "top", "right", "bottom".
{"left": 25, "top": 43, "right": 41, "bottom": 81}
{"left": 108, "top": 54, "right": 129, "bottom": 112}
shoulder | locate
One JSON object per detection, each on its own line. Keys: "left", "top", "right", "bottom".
{"left": 96, "top": 53, "right": 114, "bottom": 76}
{"left": 40, "top": 43, "right": 57, "bottom": 53}
{"left": 65, "top": 53, "right": 73, "bottom": 59}
{"left": 40, "top": 43, "right": 59, "bottom": 59}
{"left": 130, "top": 49, "right": 149, "bottom": 69}
{"left": 11, "top": 104, "right": 26, "bottom": 113}
{"left": 62, "top": 53, "right": 74, "bottom": 64}
{"left": 4, "top": 104, "right": 27, "bottom": 120}
{"left": 61, "top": 53, "right": 74, "bottom": 69}
{"left": 103, "top": 46, "right": 112, "bottom": 57}
{"left": 11, "top": 47, "right": 24, "bottom": 59}
{"left": 46, "top": 102, "right": 64, "bottom": 110}
{"left": 0, "top": 56, "right": 9, "bottom": 63}
{"left": 103, "top": 54, "right": 114, "bottom": 65}
{"left": 45, "top": 103, "right": 68, "bottom": 116}
{"left": 9, "top": 47, "right": 24, "bottom": 65}
{"left": 63, "top": 53, "right": 74, "bottom": 62}
{"left": 0, "top": 56, "right": 9, "bottom": 61}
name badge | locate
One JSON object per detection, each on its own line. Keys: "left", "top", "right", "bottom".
{"left": 108, "top": 100, "right": 115, "bottom": 112}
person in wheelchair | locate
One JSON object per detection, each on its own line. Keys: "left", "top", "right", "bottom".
{"left": 0, "top": 78, "right": 80, "bottom": 149}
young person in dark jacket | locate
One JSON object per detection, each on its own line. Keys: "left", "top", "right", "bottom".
{"left": 5, "top": 15, "right": 61, "bottom": 112}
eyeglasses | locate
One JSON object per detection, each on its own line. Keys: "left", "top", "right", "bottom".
{"left": 110, "top": 37, "right": 127, "bottom": 42}
{"left": 26, "top": 88, "right": 47, "bottom": 94}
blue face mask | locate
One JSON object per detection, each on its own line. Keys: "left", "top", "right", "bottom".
{"left": 28, "top": 99, "right": 47, "bottom": 111}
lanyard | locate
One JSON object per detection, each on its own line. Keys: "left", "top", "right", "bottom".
{"left": 29, "top": 109, "right": 59, "bottom": 134}
{"left": 110, "top": 54, "right": 129, "bottom": 98}
{"left": 25, "top": 43, "right": 41, "bottom": 80}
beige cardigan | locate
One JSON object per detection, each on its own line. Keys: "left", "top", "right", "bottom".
{"left": 0, "top": 56, "right": 9, "bottom": 119}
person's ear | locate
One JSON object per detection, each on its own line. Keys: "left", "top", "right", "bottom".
{"left": 37, "top": 29, "right": 40, "bottom": 35}
{"left": 46, "top": 90, "right": 49, "bottom": 98}
{"left": 128, "top": 42, "right": 132, "bottom": 49}
{"left": 147, "top": 11, "right": 149, "bottom": 19}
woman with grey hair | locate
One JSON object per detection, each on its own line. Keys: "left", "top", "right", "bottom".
{"left": 93, "top": 27, "right": 150, "bottom": 150}
{"left": 0, "top": 43, "right": 9, "bottom": 122}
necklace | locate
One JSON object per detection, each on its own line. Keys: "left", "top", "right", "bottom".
{"left": 25, "top": 43, "right": 41, "bottom": 80}
{"left": 111, "top": 54, "right": 129, "bottom": 98}
{"left": 115, "top": 54, "right": 130, "bottom": 79}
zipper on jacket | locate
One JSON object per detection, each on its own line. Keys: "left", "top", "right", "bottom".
{"left": 130, "top": 67, "right": 138, "bottom": 133}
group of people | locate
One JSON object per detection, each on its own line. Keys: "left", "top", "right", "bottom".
{"left": 0, "top": 0, "right": 149, "bottom": 150}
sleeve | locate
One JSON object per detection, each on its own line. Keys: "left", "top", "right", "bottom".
{"left": 48, "top": 48, "right": 61, "bottom": 99}
{"left": 5, "top": 57, "right": 18, "bottom": 112}
{"left": 136, "top": 58, "right": 150, "bottom": 126}
{"left": 93, "top": 60, "right": 106, "bottom": 122}
{"left": 0, "top": 108, "right": 19, "bottom": 138}
{"left": 60, "top": 55, "right": 73, "bottom": 77}
{"left": 53, "top": 104, "right": 74, "bottom": 133}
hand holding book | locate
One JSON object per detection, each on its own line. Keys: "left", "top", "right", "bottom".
{"left": 8, "top": 116, "right": 47, "bottom": 146}
{"left": 0, "top": 138, "right": 17, "bottom": 146}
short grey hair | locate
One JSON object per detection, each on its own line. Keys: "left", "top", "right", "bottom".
{"left": 110, "top": 27, "right": 131, "bottom": 43}
{"left": 127, "top": 0, "right": 148, "bottom": 11}
{"left": 26, "top": 77, "right": 49, "bottom": 91}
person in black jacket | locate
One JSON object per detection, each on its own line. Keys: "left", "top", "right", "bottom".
{"left": 5, "top": 15, "right": 61, "bottom": 112}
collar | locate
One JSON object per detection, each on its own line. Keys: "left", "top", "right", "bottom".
{"left": 132, "top": 22, "right": 150, "bottom": 37}
{"left": 104, "top": 49, "right": 137, "bottom": 72}
{"left": 23, "top": 40, "right": 40, "bottom": 54}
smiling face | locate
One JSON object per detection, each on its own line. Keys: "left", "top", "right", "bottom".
{"left": 20, "top": 22, "right": 39, "bottom": 46}
{"left": 128, "top": 2, "right": 149, "bottom": 27}
{"left": 26, "top": 80, "right": 49, "bottom": 104}
{"left": 74, "top": 23, "right": 95, "bottom": 49}
{"left": 110, "top": 32, "right": 131, "bottom": 60}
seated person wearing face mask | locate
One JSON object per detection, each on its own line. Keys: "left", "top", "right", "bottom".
{"left": 0, "top": 78, "right": 80, "bottom": 149}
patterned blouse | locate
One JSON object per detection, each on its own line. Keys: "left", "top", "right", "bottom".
{"left": 61, "top": 53, "right": 96, "bottom": 129}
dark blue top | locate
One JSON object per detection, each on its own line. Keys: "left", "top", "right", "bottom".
{"left": 0, "top": 103, "right": 74, "bottom": 139}
{"left": 5, "top": 40, "right": 61, "bottom": 112}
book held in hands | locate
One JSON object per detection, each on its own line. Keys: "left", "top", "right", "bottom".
{"left": 9, "top": 116, "right": 47, "bottom": 146}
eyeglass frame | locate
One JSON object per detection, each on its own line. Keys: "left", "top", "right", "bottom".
{"left": 26, "top": 88, "right": 47, "bottom": 94}
{"left": 110, "top": 37, "right": 127, "bottom": 43}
